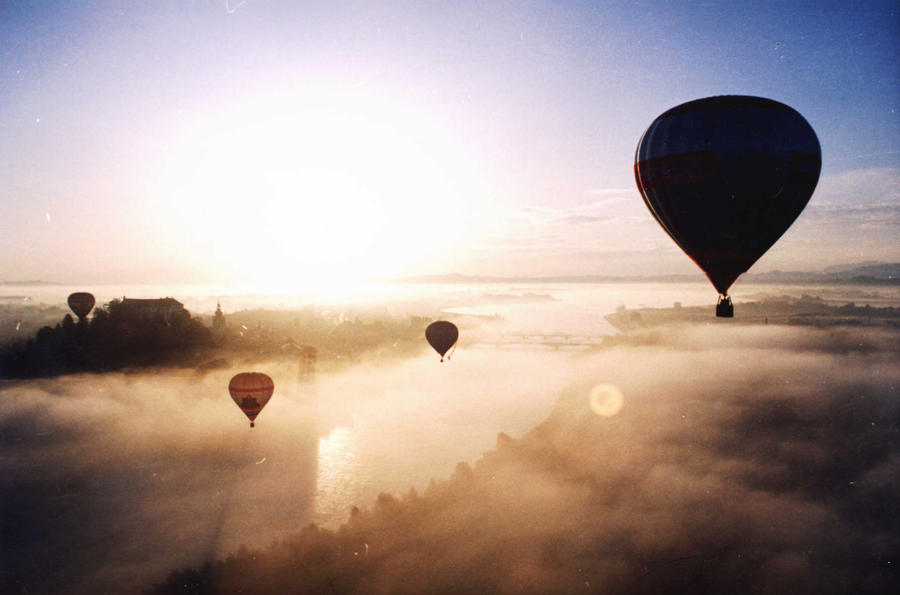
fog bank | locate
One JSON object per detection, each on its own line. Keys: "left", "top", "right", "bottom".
{"left": 153, "top": 325, "right": 900, "bottom": 594}
{"left": 2, "top": 324, "right": 898, "bottom": 593}
{"left": 0, "top": 346, "right": 574, "bottom": 594}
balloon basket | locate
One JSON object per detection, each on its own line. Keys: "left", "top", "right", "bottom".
{"left": 716, "top": 295, "right": 734, "bottom": 318}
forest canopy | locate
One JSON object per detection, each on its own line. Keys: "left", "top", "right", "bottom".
{"left": 0, "top": 298, "right": 213, "bottom": 378}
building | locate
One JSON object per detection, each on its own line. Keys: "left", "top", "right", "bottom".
{"left": 280, "top": 341, "right": 317, "bottom": 382}
{"left": 212, "top": 302, "right": 227, "bottom": 339}
{"left": 120, "top": 297, "right": 188, "bottom": 322}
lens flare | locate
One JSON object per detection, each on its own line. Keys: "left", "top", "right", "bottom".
{"left": 588, "top": 384, "right": 624, "bottom": 417}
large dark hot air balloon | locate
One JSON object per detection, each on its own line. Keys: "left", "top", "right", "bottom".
{"left": 67, "top": 292, "right": 95, "bottom": 321}
{"left": 229, "top": 372, "right": 274, "bottom": 428}
{"left": 634, "top": 96, "right": 821, "bottom": 317}
{"left": 425, "top": 321, "right": 458, "bottom": 362}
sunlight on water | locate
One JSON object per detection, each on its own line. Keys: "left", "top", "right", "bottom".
{"left": 314, "top": 426, "right": 359, "bottom": 525}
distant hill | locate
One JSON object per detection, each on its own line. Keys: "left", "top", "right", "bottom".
{"left": 744, "top": 262, "right": 899, "bottom": 284}
{"left": 605, "top": 294, "right": 900, "bottom": 332}
{"left": 822, "top": 261, "right": 884, "bottom": 274}
{"left": 401, "top": 262, "right": 900, "bottom": 285}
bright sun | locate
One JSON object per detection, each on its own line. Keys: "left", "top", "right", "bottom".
{"left": 151, "top": 87, "right": 489, "bottom": 291}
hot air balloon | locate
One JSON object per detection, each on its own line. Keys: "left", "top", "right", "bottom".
{"left": 67, "top": 292, "right": 95, "bottom": 321}
{"left": 634, "top": 96, "right": 821, "bottom": 317}
{"left": 426, "top": 321, "right": 458, "bottom": 362}
{"left": 228, "top": 372, "right": 274, "bottom": 428}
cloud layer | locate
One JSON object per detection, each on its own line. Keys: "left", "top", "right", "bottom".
{"left": 2, "top": 323, "right": 898, "bottom": 594}
{"left": 149, "top": 324, "right": 899, "bottom": 594}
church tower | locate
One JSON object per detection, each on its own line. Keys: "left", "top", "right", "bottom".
{"left": 212, "top": 302, "right": 227, "bottom": 340}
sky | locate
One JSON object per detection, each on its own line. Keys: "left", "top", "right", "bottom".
{"left": 0, "top": 0, "right": 897, "bottom": 288}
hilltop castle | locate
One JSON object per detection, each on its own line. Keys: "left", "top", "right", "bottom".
{"left": 120, "top": 297, "right": 187, "bottom": 322}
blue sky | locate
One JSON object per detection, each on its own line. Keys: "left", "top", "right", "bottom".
{"left": 0, "top": 1, "right": 897, "bottom": 285}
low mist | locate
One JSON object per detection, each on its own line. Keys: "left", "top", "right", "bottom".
{"left": 2, "top": 324, "right": 898, "bottom": 593}
{"left": 0, "top": 345, "right": 574, "bottom": 594}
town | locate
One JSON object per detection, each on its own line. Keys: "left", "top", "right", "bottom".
{"left": 0, "top": 296, "right": 434, "bottom": 378}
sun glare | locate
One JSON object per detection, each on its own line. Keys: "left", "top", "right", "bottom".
{"left": 589, "top": 384, "right": 625, "bottom": 417}
{"left": 149, "top": 87, "right": 488, "bottom": 292}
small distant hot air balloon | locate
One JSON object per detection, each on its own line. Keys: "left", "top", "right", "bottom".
{"left": 426, "top": 321, "right": 458, "bottom": 362}
{"left": 67, "top": 292, "right": 95, "bottom": 321}
{"left": 634, "top": 95, "right": 821, "bottom": 317}
{"left": 228, "top": 372, "right": 274, "bottom": 428}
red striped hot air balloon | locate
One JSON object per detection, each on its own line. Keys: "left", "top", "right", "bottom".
{"left": 67, "top": 292, "right": 95, "bottom": 321}
{"left": 228, "top": 372, "right": 274, "bottom": 428}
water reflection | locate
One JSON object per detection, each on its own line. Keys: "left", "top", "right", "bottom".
{"left": 314, "top": 426, "right": 359, "bottom": 525}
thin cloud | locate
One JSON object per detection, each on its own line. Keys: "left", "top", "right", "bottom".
{"left": 812, "top": 167, "right": 900, "bottom": 206}
{"left": 586, "top": 187, "right": 634, "bottom": 196}
{"left": 556, "top": 215, "right": 610, "bottom": 225}
{"left": 804, "top": 202, "right": 900, "bottom": 224}
{"left": 476, "top": 234, "right": 566, "bottom": 248}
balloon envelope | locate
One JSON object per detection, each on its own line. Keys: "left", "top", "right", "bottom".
{"left": 228, "top": 372, "right": 274, "bottom": 427}
{"left": 67, "top": 292, "right": 95, "bottom": 319}
{"left": 425, "top": 321, "right": 458, "bottom": 360}
{"left": 634, "top": 95, "right": 821, "bottom": 296}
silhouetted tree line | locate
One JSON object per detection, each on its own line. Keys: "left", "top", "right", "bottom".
{"left": 0, "top": 299, "right": 213, "bottom": 378}
{"left": 147, "top": 483, "right": 448, "bottom": 595}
